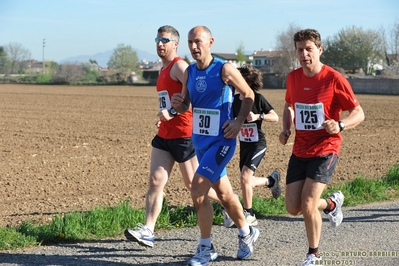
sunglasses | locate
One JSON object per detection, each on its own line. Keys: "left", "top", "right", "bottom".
{"left": 155, "top": 37, "right": 176, "bottom": 44}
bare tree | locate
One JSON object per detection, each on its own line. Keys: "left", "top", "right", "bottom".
{"left": 385, "top": 19, "right": 399, "bottom": 66}
{"left": 4, "top": 42, "right": 31, "bottom": 74}
{"left": 274, "top": 23, "right": 302, "bottom": 86}
{"left": 52, "top": 63, "right": 85, "bottom": 84}
{"left": 379, "top": 19, "right": 399, "bottom": 78}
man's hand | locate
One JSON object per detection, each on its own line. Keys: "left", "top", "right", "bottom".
{"left": 323, "top": 120, "right": 340, "bottom": 134}
{"left": 171, "top": 93, "right": 185, "bottom": 109}
{"left": 279, "top": 130, "right": 291, "bottom": 145}
{"left": 222, "top": 119, "right": 242, "bottom": 139}
{"left": 157, "top": 109, "right": 174, "bottom": 121}
{"left": 246, "top": 111, "right": 258, "bottom": 122}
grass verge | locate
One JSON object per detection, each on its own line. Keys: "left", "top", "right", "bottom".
{"left": 0, "top": 164, "right": 398, "bottom": 250}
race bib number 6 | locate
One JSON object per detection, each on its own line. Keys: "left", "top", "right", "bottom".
{"left": 295, "top": 102, "right": 325, "bottom": 130}
{"left": 193, "top": 108, "right": 220, "bottom": 136}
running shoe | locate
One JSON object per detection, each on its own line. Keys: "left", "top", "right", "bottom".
{"left": 300, "top": 253, "right": 322, "bottom": 266}
{"left": 244, "top": 210, "right": 258, "bottom": 226}
{"left": 326, "top": 191, "right": 344, "bottom": 227}
{"left": 221, "top": 194, "right": 239, "bottom": 228}
{"left": 222, "top": 208, "right": 235, "bottom": 228}
{"left": 188, "top": 244, "right": 218, "bottom": 266}
{"left": 124, "top": 224, "right": 155, "bottom": 248}
{"left": 236, "top": 226, "right": 260, "bottom": 260}
{"left": 269, "top": 170, "right": 282, "bottom": 199}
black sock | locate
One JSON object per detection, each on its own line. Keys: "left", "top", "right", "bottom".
{"left": 308, "top": 247, "right": 318, "bottom": 255}
{"left": 323, "top": 198, "right": 336, "bottom": 214}
{"left": 267, "top": 176, "right": 275, "bottom": 188}
{"left": 244, "top": 208, "right": 253, "bottom": 216}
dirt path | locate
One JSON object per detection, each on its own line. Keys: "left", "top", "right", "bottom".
{"left": 0, "top": 84, "right": 398, "bottom": 228}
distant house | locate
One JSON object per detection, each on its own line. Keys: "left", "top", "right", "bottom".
{"left": 211, "top": 53, "right": 252, "bottom": 67}
{"left": 23, "top": 59, "right": 44, "bottom": 74}
{"left": 251, "top": 50, "right": 283, "bottom": 73}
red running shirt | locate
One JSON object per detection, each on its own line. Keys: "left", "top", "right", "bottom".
{"left": 156, "top": 57, "right": 192, "bottom": 139}
{"left": 286, "top": 65, "right": 360, "bottom": 158}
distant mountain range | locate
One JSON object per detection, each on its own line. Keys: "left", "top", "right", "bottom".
{"left": 59, "top": 49, "right": 159, "bottom": 67}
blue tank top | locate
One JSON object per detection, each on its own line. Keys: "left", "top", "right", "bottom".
{"left": 187, "top": 57, "right": 236, "bottom": 150}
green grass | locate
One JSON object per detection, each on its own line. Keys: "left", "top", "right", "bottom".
{"left": 0, "top": 164, "right": 398, "bottom": 250}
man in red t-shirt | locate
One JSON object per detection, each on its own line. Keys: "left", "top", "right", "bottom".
{"left": 279, "top": 29, "right": 365, "bottom": 266}
{"left": 123, "top": 25, "right": 220, "bottom": 248}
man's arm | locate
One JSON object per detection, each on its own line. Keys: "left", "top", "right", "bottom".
{"left": 171, "top": 59, "right": 188, "bottom": 83}
{"left": 323, "top": 105, "right": 365, "bottom": 134}
{"left": 171, "top": 68, "right": 190, "bottom": 114}
{"left": 279, "top": 102, "right": 294, "bottom": 145}
{"left": 222, "top": 63, "right": 254, "bottom": 138}
{"left": 158, "top": 60, "right": 189, "bottom": 121}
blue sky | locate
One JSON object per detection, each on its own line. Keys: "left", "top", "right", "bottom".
{"left": 1, "top": 0, "right": 398, "bottom": 63}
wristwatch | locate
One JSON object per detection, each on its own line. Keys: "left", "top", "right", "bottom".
{"left": 338, "top": 121, "right": 345, "bottom": 132}
{"left": 260, "top": 113, "right": 264, "bottom": 121}
{"left": 169, "top": 108, "right": 178, "bottom": 117}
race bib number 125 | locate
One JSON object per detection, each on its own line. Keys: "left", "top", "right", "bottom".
{"left": 295, "top": 102, "right": 325, "bottom": 130}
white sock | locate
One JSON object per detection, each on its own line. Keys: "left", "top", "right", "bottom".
{"left": 199, "top": 237, "right": 212, "bottom": 247}
{"left": 238, "top": 224, "right": 250, "bottom": 237}
{"left": 144, "top": 225, "right": 154, "bottom": 235}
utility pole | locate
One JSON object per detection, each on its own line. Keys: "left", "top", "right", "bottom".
{"left": 42, "top": 39, "right": 45, "bottom": 74}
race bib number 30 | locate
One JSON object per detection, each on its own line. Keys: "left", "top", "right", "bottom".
{"left": 295, "top": 102, "right": 325, "bottom": 130}
{"left": 193, "top": 108, "right": 220, "bottom": 136}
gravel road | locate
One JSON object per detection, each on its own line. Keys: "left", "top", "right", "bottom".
{"left": 1, "top": 200, "right": 398, "bottom": 266}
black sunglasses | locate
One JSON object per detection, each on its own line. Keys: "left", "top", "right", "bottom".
{"left": 155, "top": 37, "right": 176, "bottom": 44}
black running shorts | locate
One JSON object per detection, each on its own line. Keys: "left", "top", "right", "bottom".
{"left": 151, "top": 135, "right": 195, "bottom": 163}
{"left": 286, "top": 153, "right": 338, "bottom": 185}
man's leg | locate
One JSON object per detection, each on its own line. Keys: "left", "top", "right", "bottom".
{"left": 214, "top": 176, "right": 259, "bottom": 260}
{"left": 125, "top": 147, "right": 174, "bottom": 247}
{"left": 191, "top": 173, "right": 214, "bottom": 239}
{"left": 285, "top": 179, "right": 305, "bottom": 216}
{"left": 240, "top": 166, "right": 256, "bottom": 210}
{"left": 144, "top": 147, "right": 175, "bottom": 231}
{"left": 178, "top": 156, "right": 220, "bottom": 203}
{"left": 301, "top": 178, "right": 326, "bottom": 250}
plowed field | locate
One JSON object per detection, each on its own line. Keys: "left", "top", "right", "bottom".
{"left": 0, "top": 84, "right": 398, "bottom": 227}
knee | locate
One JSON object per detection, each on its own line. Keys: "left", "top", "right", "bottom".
{"left": 240, "top": 173, "right": 252, "bottom": 185}
{"left": 190, "top": 185, "right": 207, "bottom": 203}
{"left": 286, "top": 205, "right": 302, "bottom": 216}
{"left": 148, "top": 175, "right": 161, "bottom": 187}
{"left": 285, "top": 200, "right": 302, "bottom": 216}
{"left": 300, "top": 201, "right": 317, "bottom": 218}
{"left": 148, "top": 174, "right": 168, "bottom": 193}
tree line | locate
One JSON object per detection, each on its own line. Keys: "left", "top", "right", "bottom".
{"left": 1, "top": 21, "right": 398, "bottom": 85}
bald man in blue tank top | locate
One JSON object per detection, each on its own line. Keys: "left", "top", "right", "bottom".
{"left": 172, "top": 25, "right": 260, "bottom": 266}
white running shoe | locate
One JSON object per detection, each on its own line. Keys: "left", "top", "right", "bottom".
{"left": 222, "top": 208, "right": 235, "bottom": 228}
{"left": 124, "top": 224, "right": 155, "bottom": 248}
{"left": 236, "top": 226, "right": 259, "bottom": 260}
{"left": 221, "top": 194, "right": 239, "bottom": 228}
{"left": 326, "top": 191, "right": 344, "bottom": 227}
{"left": 300, "top": 253, "right": 322, "bottom": 266}
{"left": 244, "top": 210, "right": 258, "bottom": 226}
{"left": 269, "top": 170, "right": 282, "bottom": 199}
{"left": 188, "top": 244, "right": 218, "bottom": 266}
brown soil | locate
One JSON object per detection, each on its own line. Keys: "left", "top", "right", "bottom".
{"left": 0, "top": 84, "right": 398, "bottom": 227}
